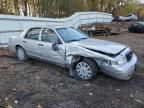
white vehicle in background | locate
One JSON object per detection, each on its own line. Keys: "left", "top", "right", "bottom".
{"left": 120, "top": 14, "right": 138, "bottom": 21}
{"left": 113, "top": 14, "right": 138, "bottom": 22}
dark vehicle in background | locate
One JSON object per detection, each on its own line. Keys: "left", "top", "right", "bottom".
{"left": 87, "top": 27, "right": 112, "bottom": 36}
{"left": 113, "top": 16, "right": 121, "bottom": 22}
{"left": 129, "top": 22, "right": 144, "bottom": 33}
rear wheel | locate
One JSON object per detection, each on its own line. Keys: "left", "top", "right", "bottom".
{"left": 73, "top": 58, "right": 98, "bottom": 80}
{"left": 16, "top": 46, "right": 28, "bottom": 62}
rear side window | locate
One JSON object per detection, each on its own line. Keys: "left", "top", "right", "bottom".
{"left": 25, "top": 28, "right": 41, "bottom": 40}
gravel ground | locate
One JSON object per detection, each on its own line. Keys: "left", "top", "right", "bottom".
{"left": 0, "top": 33, "right": 144, "bottom": 108}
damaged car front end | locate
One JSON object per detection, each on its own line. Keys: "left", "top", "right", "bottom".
{"left": 100, "top": 47, "right": 137, "bottom": 80}
{"left": 64, "top": 36, "right": 137, "bottom": 80}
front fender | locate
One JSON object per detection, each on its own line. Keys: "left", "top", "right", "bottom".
{"left": 65, "top": 44, "right": 114, "bottom": 67}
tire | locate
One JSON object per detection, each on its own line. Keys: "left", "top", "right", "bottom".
{"left": 105, "top": 29, "right": 111, "bottom": 36}
{"left": 73, "top": 58, "right": 99, "bottom": 80}
{"left": 16, "top": 46, "right": 28, "bottom": 62}
{"left": 88, "top": 31, "right": 93, "bottom": 37}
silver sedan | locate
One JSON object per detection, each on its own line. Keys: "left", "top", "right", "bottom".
{"left": 8, "top": 27, "right": 137, "bottom": 80}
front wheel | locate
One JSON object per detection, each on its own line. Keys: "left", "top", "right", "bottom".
{"left": 16, "top": 46, "right": 28, "bottom": 62}
{"left": 73, "top": 58, "right": 99, "bottom": 80}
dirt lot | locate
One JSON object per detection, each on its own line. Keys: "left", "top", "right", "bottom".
{"left": 0, "top": 33, "right": 144, "bottom": 108}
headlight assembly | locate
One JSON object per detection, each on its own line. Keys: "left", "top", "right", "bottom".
{"left": 102, "top": 60, "right": 119, "bottom": 66}
{"left": 102, "top": 55, "right": 127, "bottom": 66}
{"left": 116, "top": 55, "right": 127, "bottom": 65}
{"left": 102, "top": 60, "right": 111, "bottom": 66}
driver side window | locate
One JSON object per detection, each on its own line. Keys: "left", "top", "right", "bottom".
{"left": 41, "top": 28, "right": 59, "bottom": 43}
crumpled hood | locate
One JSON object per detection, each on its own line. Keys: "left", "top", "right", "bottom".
{"left": 71, "top": 38, "right": 126, "bottom": 55}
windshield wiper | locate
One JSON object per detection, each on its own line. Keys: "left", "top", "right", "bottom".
{"left": 67, "top": 39, "right": 79, "bottom": 43}
{"left": 66, "top": 38, "right": 88, "bottom": 43}
{"left": 78, "top": 37, "right": 88, "bottom": 41}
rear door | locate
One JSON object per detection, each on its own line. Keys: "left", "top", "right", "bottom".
{"left": 22, "top": 28, "right": 42, "bottom": 58}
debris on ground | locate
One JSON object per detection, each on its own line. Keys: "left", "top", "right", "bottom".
{"left": 36, "top": 104, "right": 43, "bottom": 108}
{"left": 88, "top": 93, "right": 93, "bottom": 96}
{"left": 130, "top": 94, "right": 134, "bottom": 98}
{"left": 115, "top": 89, "right": 120, "bottom": 92}
{"left": 11, "top": 88, "right": 16, "bottom": 91}
{"left": 14, "top": 100, "right": 18, "bottom": 104}
{"left": 5, "top": 97, "right": 8, "bottom": 101}
{"left": 135, "top": 99, "right": 144, "bottom": 104}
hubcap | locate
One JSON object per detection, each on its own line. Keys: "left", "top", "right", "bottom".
{"left": 76, "top": 62, "right": 92, "bottom": 80}
{"left": 17, "top": 48, "right": 25, "bottom": 60}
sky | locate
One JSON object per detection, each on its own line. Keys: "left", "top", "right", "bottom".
{"left": 139, "top": 0, "right": 144, "bottom": 3}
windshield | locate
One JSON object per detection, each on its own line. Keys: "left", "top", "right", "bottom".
{"left": 56, "top": 28, "right": 89, "bottom": 42}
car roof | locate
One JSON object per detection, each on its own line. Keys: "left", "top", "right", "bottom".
{"left": 27, "top": 26, "right": 72, "bottom": 30}
{"left": 24, "top": 26, "right": 75, "bottom": 33}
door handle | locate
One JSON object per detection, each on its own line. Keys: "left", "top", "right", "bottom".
{"left": 38, "top": 44, "right": 44, "bottom": 46}
{"left": 23, "top": 41, "right": 26, "bottom": 43}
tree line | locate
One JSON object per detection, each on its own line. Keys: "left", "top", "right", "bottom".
{"left": 0, "top": 0, "right": 142, "bottom": 18}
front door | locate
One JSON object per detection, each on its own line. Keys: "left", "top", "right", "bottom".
{"left": 39, "top": 28, "right": 65, "bottom": 66}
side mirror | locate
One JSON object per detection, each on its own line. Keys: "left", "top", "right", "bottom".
{"left": 52, "top": 39, "right": 61, "bottom": 51}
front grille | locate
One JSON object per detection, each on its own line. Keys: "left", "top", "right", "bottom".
{"left": 125, "top": 51, "right": 133, "bottom": 62}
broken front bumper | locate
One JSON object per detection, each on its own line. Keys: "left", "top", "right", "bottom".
{"left": 101, "top": 54, "right": 137, "bottom": 80}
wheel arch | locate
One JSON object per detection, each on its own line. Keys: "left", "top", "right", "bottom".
{"left": 15, "top": 44, "right": 25, "bottom": 51}
{"left": 15, "top": 44, "right": 29, "bottom": 62}
{"left": 70, "top": 55, "right": 100, "bottom": 80}
{"left": 70, "top": 55, "right": 99, "bottom": 68}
